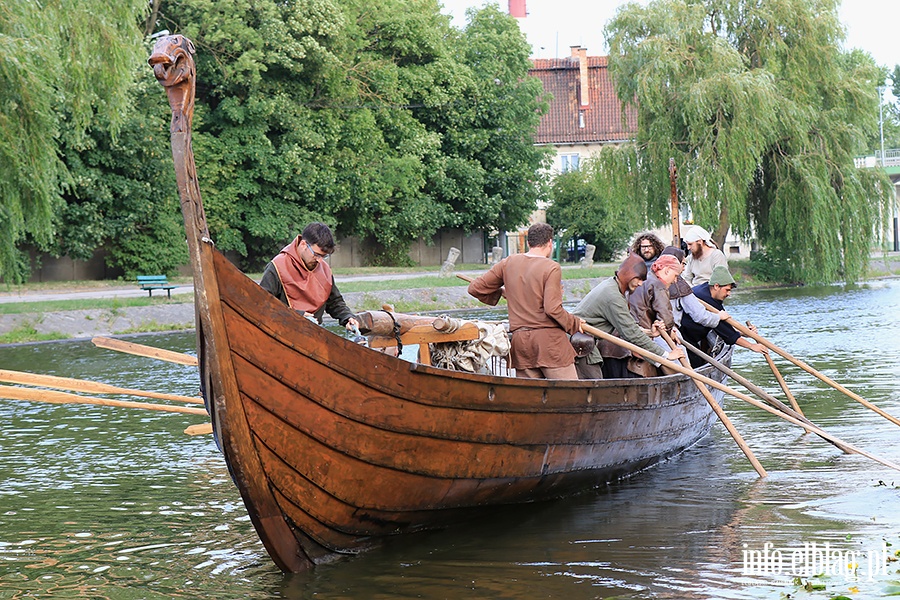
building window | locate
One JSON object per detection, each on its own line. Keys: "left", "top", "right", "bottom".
{"left": 560, "top": 154, "right": 580, "bottom": 172}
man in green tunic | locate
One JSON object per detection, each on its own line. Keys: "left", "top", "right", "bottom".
{"left": 573, "top": 253, "right": 685, "bottom": 379}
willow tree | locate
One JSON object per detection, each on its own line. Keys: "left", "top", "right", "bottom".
{"left": 604, "top": 0, "right": 891, "bottom": 283}
{"left": 0, "top": 0, "right": 147, "bottom": 282}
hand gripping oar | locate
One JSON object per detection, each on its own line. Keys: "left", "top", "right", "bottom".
{"left": 581, "top": 323, "right": 900, "bottom": 473}
{"left": 698, "top": 300, "right": 900, "bottom": 428}
{"left": 659, "top": 329, "right": 767, "bottom": 477}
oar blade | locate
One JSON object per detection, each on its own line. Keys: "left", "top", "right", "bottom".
{"left": 92, "top": 336, "right": 198, "bottom": 366}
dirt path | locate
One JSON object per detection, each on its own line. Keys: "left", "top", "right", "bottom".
{"left": 0, "top": 276, "right": 601, "bottom": 341}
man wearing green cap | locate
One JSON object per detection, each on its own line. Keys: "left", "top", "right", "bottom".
{"left": 679, "top": 265, "right": 767, "bottom": 367}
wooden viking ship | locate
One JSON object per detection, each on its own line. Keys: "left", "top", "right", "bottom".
{"left": 149, "top": 35, "right": 732, "bottom": 573}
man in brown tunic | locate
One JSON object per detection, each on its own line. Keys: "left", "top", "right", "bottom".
{"left": 467, "top": 223, "right": 584, "bottom": 379}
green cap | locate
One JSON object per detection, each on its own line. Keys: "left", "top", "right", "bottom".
{"left": 709, "top": 265, "right": 736, "bottom": 287}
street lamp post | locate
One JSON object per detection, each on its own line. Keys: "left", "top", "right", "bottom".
{"left": 878, "top": 82, "right": 899, "bottom": 252}
{"left": 879, "top": 86, "right": 885, "bottom": 167}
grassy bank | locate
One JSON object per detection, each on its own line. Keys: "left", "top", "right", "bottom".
{"left": 0, "top": 264, "right": 617, "bottom": 316}
{"left": 2, "top": 256, "right": 898, "bottom": 344}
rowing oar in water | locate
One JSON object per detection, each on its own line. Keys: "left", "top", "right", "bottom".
{"left": 0, "top": 385, "right": 207, "bottom": 415}
{"left": 581, "top": 323, "right": 900, "bottom": 473}
{"left": 92, "top": 336, "right": 199, "bottom": 366}
{"left": 675, "top": 334, "right": 854, "bottom": 446}
{"left": 0, "top": 369, "right": 203, "bottom": 405}
{"left": 699, "top": 300, "right": 900, "bottom": 428}
{"left": 458, "top": 271, "right": 898, "bottom": 470}
{"left": 746, "top": 320, "right": 804, "bottom": 418}
{"left": 658, "top": 329, "right": 767, "bottom": 477}
{"left": 184, "top": 422, "right": 213, "bottom": 436}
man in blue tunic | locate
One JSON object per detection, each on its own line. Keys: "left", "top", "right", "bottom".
{"left": 680, "top": 265, "right": 768, "bottom": 367}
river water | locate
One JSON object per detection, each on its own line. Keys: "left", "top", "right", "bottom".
{"left": 1, "top": 280, "right": 899, "bottom": 599}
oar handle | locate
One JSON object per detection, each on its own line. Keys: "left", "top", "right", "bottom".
{"left": 184, "top": 422, "right": 213, "bottom": 435}
{"left": 0, "top": 369, "right": 203, "bottom": 404}
{"left": 92, "top": 336, "right": 199, "bottom": 366}
{"left": 0, "top": 385, "right": 207, "bottom": 415}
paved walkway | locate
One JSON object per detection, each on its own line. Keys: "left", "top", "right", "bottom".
{"left": 0, "top": 265, "right": 610, "bottom": 304}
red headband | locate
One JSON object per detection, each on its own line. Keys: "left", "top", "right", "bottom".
{"left": 651, "top": 254, "right": 681, "bottom": 273}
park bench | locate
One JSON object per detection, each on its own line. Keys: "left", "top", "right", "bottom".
{"left": 136, "top": 275, "right": 177, "bottom": 298}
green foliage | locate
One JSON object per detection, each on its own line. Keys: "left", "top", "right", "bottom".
{"left": 155, "top": 0, "right": 547, "bottom": 266}
{"left": 872, "top": 64, "right": 900, "bottom": 152}
{"left": 0, "top": 323, "right": 69, "bottom": 344}
{"left": 747, "top": 250, "right": 797, "bottom": 283}
{"left": 58, "top": 72, "right": 188, "bottom": 277}
{"left": 3, "top": 0, "right": 553, "bottom": 276}
{"left": 430, "top": 4, "right": 553, "bottom": 233}
{"left": 0, "top": 0, "right": 147, "bottom": 282}
{"left": 604, "top": 0, "right": 893, "bottom": 284}
{"left": 546, "top": 149, "right": 646, "bottom": 261}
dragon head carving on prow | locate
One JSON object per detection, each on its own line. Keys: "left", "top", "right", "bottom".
{"left": 148, "top": 34, "right": 196, "bottom": 134}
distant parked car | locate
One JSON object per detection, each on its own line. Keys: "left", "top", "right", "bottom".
{"left": 564, "top": 239, "right": 587, "bottom": 263}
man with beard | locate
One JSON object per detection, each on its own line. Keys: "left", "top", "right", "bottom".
{"left": 683, "top": 225, "right": 728, "bottom": 286}
{"left": 259, "top": 222, "right": 359, "bottom": 331}
{"left": 680, "top": 265, "right": 767, "bottom": 367}
{"left": 630, "top": 232, "right": 666, "bottom": 270}
{"left": 468, "top": 222, "right": 584, "bottom": 380}
{"left": 572, "top": 253, "right": 684, "bottom": 379}
{"left": 662, "top": 246, "right": 729, "bottom": 334}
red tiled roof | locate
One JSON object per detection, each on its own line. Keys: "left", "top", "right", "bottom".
{"left": 529, "top": 55, "right": 637, "bottom": 145}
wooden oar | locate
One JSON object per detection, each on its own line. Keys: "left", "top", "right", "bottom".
{"left": 0, "top": 369, "right": 203, "bottom": 405}
{"left": 184, "top": 422, "right": 213, "bottom": 435}
{"left": 698, "top": 300, "right": 900, "bottom": 428}
{"left": 92, "top": 336, "right": 199, "bottom": 366}
{"left": 0, "top": 385, "right": 207, "bottom": 415}
{"left": 459, "top": 269, "right": 897, "bottom": 469}
{"left": 745, "top": 319, "right": 804, "bottom": 417}
{"left": 677, "top": 335, "right": 834, "bottom": 443}
{"left": 581, "top": 324, "right": 900, "bottom": 472}
{"left": 764, "top": 353, "right": 804, "bottom": 417}
{"left": 659, "top": 329, "right": 767, "bottom": 477}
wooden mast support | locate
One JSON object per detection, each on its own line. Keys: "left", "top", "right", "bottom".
{"left": 669, "top": 158, "right": 681, "bottom": 248}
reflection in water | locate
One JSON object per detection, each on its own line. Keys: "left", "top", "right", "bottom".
{"left": 0, "top": 281, "right": 899, "bottom": 598}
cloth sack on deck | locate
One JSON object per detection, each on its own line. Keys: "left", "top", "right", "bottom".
{"left": 431, "top": 321, "right": 510, "bottom": 373}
